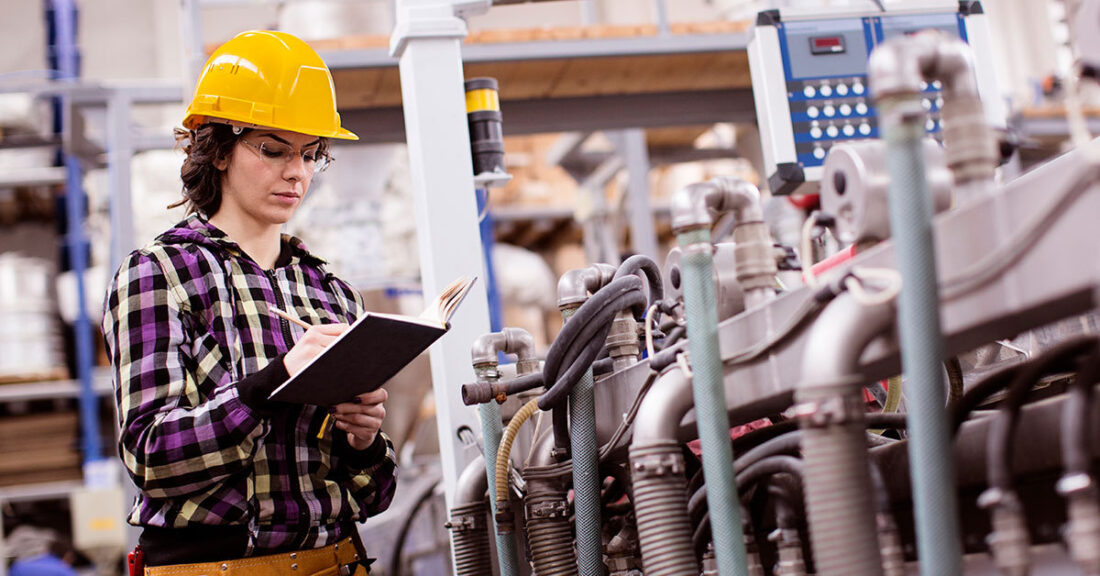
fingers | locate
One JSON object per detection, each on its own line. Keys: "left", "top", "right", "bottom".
{"left": 331, "top": 391, "right": 387, "bottom": 450}
{"left": 282, "top": 323, "right": 348, "bottom": 377}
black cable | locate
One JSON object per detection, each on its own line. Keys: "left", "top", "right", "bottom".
{"left": 987, "top": 336, "right": 1098, "bottom": 491}
{"left": 389, "top": 478, "right": 441, "bottom": 576}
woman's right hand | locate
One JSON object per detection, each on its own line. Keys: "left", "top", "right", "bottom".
{"left": 283, "top": 323, "right": 349, "bottom": 377}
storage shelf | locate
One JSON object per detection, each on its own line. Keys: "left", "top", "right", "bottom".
{"left": 0, "top": 480, "right": 83, "bottom": 503}
{"left": 0, "top": 368, "right": 113, "bottom": 403}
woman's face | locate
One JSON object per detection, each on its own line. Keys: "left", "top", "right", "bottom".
{"left": 215, "top": 129, "right": 322, "bottom": 229}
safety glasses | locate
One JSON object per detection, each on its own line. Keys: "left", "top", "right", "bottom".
{"left": 239, "top": 138, "right": 333, "bottom": 174}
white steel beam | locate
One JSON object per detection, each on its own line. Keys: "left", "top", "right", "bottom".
{"left": 391, "top": 0, "right": 492, "bottom": 517}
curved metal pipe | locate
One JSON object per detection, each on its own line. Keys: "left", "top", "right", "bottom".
{"left": 557, "top": 263, "right": 617, "bottom": 308}
{"left": 471, "top": 327, "right": 539, "bottom": 372}
{"left": 524, "top": 429, "right": 579, "bottom": 576}
{"left": 629, "top": 366, "right": 698, "bottom": 575}
{"left": 709, "top": 175, "right": 765, "bottom": 224}
{"left": 796, "top": 292, "right": 894, "bottom": 576}
{"left": 455, "top": 454, "right": 489, "bottom": 505}
{"left": 450, "top": 455, "right": 492, "bottom": 576}
{"left": 633, "top": 365, "right": 694, "bottom": 446}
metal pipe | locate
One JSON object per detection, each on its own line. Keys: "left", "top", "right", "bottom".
{"left": 869, "top": 34, "right": 964, "bottom": 576}
{"left": 795, "top": 292, "right": 893, "bottom": 576}
{"left": 449, "top": 456, "right": 493, "bottom": 576}
{"left": 629, "top": 366, "right": 698, "bottom": 575}
{"left": 470, "top": 330, "right": 529, "bottom": 576}
{"left": 524, "top": 430, "right": 578, "bottom": 576}
{"left": 671, "top": 178, "right": 751, "bottom": 576}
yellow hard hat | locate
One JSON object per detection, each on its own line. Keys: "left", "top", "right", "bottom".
{"left": 182, "top": 30, "right": 358, "bottom": 140}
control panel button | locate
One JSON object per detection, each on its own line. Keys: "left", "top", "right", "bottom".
{"left": 820, "top": 84, "right": 833, "bottom": 97}
{"left": 859, "top": 123, "right": 872, "bottom": 135}
{"left": 842, "top": 124, "right": 856, "bottom": 137}
{"left": 804, "top": 85, "right": 816, "bottom": 98}
{"left": 839, "top": 104, "right": 852, "bottom": 116}
{"left": 855, "top": 102, "right": 868, "bottom": 115}
{"left": 932, "top": 80, "right": 943, "bottom": 89}
{"left": 853, "top": 82, "right": 865, "bottom": 95}
{"left": 810, "top": 126, "right": 823, "bottom": 139}
{"left": 813, "top": 147, "right": 826, "bottom": 160}
{"left": 836, "top": 83, "right": 849, "bottom": 96}
{"left": 926, "top": 118, "right": 937, "bottom": 132}
{"left": 826, "top": 125, "right": 839, "bottom": 138}
{"left": 823, "top": 105, "right": 836, "bottom": 117}
{"left": 807, "top": 106, "right": 820, "bottom": 118}
{"left": 920, "top": 80, "right": 929, "bottom": 90}
{"left": 922, "top": 98, "right": 932, "bottom": 111}
{"left": 935, "top": 97, "right": 944, "bottom": 109}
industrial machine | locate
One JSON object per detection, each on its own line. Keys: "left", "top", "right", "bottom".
{"left": 388, "top": 1, "right": 1100, "bottom": 575}
{"left": 747, "top": 1, "right": 1005, "bottom": 195}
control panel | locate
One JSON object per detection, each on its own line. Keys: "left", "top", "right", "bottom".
{"left": 748, "top": 2, "right": 1004, "bottom": 195}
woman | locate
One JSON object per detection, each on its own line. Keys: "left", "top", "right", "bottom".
{"left": 102, "top": 30, "right": 396, "bottom": 575}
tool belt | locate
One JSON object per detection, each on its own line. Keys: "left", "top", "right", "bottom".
{"left": 142, "top": 536, "right": 367, "bottom": 576}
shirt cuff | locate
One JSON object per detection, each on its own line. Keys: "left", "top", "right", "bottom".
{"left": 339, "top": 432, "right": 389, "bottom": 471}
{"left": 236, "top": 354, "right": 291, "bottom": 415}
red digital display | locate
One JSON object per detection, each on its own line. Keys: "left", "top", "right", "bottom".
{"left": 809, "top": 35, "right": 846, "bottom": 55}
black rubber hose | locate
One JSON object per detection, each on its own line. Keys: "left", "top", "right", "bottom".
{"left": 950, "top": 362, "right": 1025, "bottom": 435}
{"left": 1063, "top": 345, "right": 1100, "bottom": 475}
{"left": 542, "top": 275, "right": 644, "bottom": 385}
{"left": 539, "top": 279, "right": 647, "bottom": 409}
{"left": 945, "top": 356, "right": 965, "bottom": 408}
{"left": 649, "top": 340, "right": 687, "bottom": 372}
{"left": 614, "top": 254, "right": 665, "bottom": 311}
{"left": 988, "top": 336, "right": 1098, "bottom": 491}
{"left": 658, "top": 326, "right": 686, "bottom": 351}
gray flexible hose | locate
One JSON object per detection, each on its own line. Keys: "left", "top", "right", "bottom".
{"left": 678, "top": 228, "right": 750, "bottom": 576}
{"left": 570, "top": 352, "right": 604, "bottom": 574}
{"left": 882, "top": 101, "right": 963, "bottom": 575}
{"left": 478, "top": 402, "right": 519, "bottom": 576}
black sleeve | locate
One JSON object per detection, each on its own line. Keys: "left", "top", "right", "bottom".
{"left": 236, "top": 354, "right": 291, "bottom": 416}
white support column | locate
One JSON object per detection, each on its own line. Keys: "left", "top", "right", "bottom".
{"left": 391, "top": 0, "right": 492, "bottom": 514}
{"left": 107, "top": 91, "right": 134, "bottom": 274}
{"left": 610, "top": 128, "right": 658, "bottom": 261}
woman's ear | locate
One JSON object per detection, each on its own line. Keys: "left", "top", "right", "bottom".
{"left": 213, "top": 155, "right": 229, "bottom": 171}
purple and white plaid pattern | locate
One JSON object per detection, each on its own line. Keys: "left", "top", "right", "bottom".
{"left": 102, "top": 214, "right": 397, "bottom": 552}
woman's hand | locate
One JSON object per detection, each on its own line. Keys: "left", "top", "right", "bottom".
{"left": 282, "top": 323, "right": 348, "bottom": 377}
{"left": 332, "top": 389, "right": 387, "bottom": 450}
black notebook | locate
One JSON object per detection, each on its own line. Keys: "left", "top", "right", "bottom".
{"left": 268, "top": 276, "right": 477, "bottom": 406}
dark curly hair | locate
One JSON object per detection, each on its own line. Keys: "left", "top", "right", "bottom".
{"left": 170, "top": 123, "right": 331, "bottom": 216}
{"left": 170, "top": 123, "right": 245, "bottom": 215}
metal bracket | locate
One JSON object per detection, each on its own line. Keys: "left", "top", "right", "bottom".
{"left": 390, "top": 0, "right": 491, "bottom": 58}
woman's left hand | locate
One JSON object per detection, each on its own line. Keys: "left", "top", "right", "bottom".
{"left": 331, "top": 388, "right": 387, "bottom": 451}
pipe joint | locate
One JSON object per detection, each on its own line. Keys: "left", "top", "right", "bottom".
{"left": 529, "top": 498, "right": 571, "bottom": 519}
{"left": 471, "top": 332, "right": 507, "bottom": 368}
{"left": 557, "top": 263, "right": 617, "bottom": 308}
{"left": 670, "top": 181, "right": 718, "bottom": 233}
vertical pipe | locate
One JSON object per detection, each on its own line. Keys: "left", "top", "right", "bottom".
{"left": 563, "top": 307, "right": 604, "bottom": 575}
{"left": 478, "top": 398, "right": 519, "bottom": 576}
{"left": 880, "top": 96, "right": 963, "bottom": 575}
{"left": 678, "top": 226, "right": 749, "bottom": 576}
{"left": 476, "top": 188, "right": 503, "bottom": 333}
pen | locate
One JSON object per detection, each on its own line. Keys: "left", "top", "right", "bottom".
{"left": 270, "top": 307, "right": 333, "bottom": 439}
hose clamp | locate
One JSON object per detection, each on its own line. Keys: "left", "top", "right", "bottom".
{"left": 631, "top": 451, "right": 685, "bottom": 479}
{"left": 792, "top": 393, "right": 864, "bottom": 428}
{"left": 444, "top": 513, "right": 483, "bottom": 533}
{"left": 529, "top": 499, "right": 570, "bottom": 519}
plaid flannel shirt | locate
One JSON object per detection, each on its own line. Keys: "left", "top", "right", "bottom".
{"left": 102, "top": 214, "right": 397, "bottom": 553}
